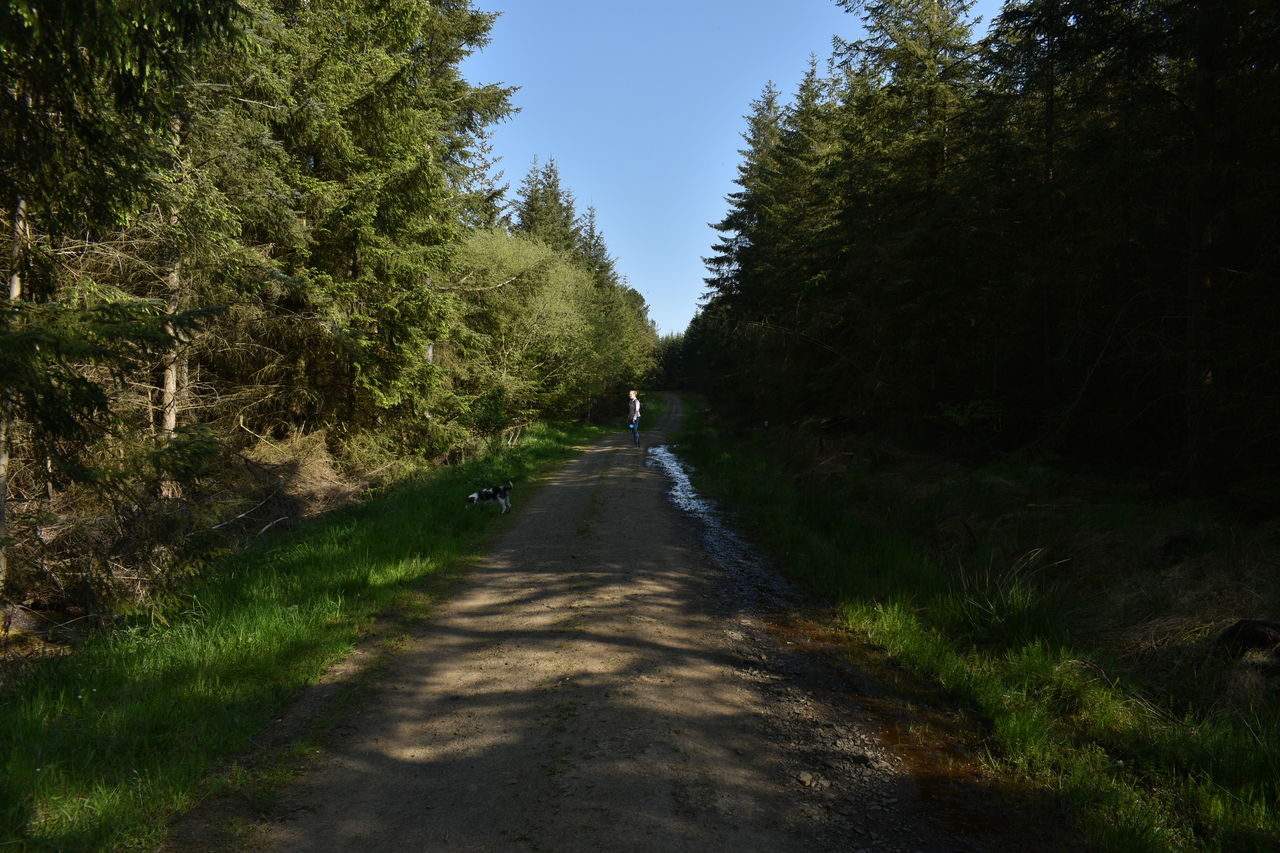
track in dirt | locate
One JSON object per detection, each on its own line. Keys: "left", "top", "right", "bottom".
{"left": 235, "top": 393, "right": 1075, "bottom": 853}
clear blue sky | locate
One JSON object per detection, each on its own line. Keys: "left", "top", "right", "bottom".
{"left": 461, "top": 0, "right": 1001, "bottom": 337}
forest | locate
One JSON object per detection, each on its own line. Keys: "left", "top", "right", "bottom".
{"left": 4, "top": 1, "right": 1280, "bottom": 849}
{"left": 673, "top": 0, "right": 1280, "bottom": 503}
{"left": 659, "top": 2, "right": 1280, "bottom": 847}
{"left": 1, "top": 0, "right": 656, "bottom": 621}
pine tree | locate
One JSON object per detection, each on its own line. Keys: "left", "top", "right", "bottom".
{"left": 836, "top": 0, "right": 978, "bottom": 188}
{"left": 199, "top": 0, "right": 514, "bottom": 434}
{"left": 0, "top": 0, "right": 240, "bottom": 596}
{"left": 704, "top": 82, "right": 784, "bottom": 307}
{"left": 577, "top": 206, "right": 620, "bottom": 288}
{"left": 512, "top": 158, "right": 582, "bottom": 256}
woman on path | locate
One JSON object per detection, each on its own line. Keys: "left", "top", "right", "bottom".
{"left": 627, "top": 389, "right": 641, "bottom": 445}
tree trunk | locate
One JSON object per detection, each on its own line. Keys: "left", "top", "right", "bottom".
{"left": 159, "top": 120, "right": 184, "bottom": 498}
{"left": 1039, "top": 0, "right": 1060, "bottom": 415}
{"left": 158, "top": 259, "right": 183, "bottom": 496}
{"left": 8, "top": 197, "right": 25, "bottom": 300}
{"left": 1184, "top": 2, "right": 1222, "bottom": 492}
{"left": 0, "top": 412, "right": 10, "bottom": 598}
{"left": 2, "top": 196, "right": 28, "bottom": 595}
{"left": 161, "top": 258, "right": 181, "bottom": 438}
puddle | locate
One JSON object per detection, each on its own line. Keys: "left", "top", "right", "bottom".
{"left": 645, "top": 444, "right": 796, "bottom": 613}
{"left": 643, "top": 444, "right": 707, "bottom": 516}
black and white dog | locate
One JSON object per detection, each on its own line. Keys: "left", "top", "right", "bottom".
{"left": 465, "top": 480, "right": 513, "bottom": 514}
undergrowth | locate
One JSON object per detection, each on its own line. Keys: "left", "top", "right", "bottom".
{"left": 674, "top": 396, "right": 1280, "bottom": 853}
{"left": 0, "top": 421, "right": 604, "bottom": 852}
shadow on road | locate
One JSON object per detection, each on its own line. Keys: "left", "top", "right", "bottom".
{"left": 180, "top": 393, "right": 1081, "bottom": 853}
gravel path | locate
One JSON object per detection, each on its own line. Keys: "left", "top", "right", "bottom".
{"left": 233, "top": 394, "right": 1073, "bottom": 853}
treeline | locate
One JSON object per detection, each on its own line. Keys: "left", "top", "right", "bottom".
{"left": 1, "top": 1, "right": 655, "bottom": 614}
{"left": 677, "top": 0, "right": 1279, "bottom": 496}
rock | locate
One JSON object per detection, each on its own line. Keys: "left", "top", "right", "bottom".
{"left": 1, "top": 604, "right": 48, "bottom": 635}
{"left": 1156, "top": 530, "right": 1200, "bottom": 567}
{"left": 1216, "top": 619, "right": 1280, "bottom": 658}
{"left": 926, "top": 518, "right": 978, "bottom": 568}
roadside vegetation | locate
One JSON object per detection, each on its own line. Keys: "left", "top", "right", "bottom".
{"left": 675, "top": 398, "right": 1279, "bottom": 853}
{"left": 665, "top": 2, "right": 1279, "bottom": 848}
{"left": 0, "top": 421, "right": 605, "bottom": 851}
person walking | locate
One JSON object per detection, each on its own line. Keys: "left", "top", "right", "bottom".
{"left": 627, "top": 389, "right": 641, "bottom": 446}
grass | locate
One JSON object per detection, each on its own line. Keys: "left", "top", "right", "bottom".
{"left": 0, "top": 420, "right": 605, "bottom": 852}
{"left": 673, "top": 396, "right": 1280, "bottom": 853}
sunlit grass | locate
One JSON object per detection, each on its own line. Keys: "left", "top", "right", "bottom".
{"left": 674, "top": 395, "right": 1280, "bottom": 852}
{"left": 0, "top": 421, "right": 604, "bottom": 851}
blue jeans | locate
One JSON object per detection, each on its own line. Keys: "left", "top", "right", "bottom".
{"left": 629, "top": 420, "right": 640, "bottom": 445}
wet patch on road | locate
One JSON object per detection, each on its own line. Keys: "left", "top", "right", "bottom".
{"left": 646, "top": 442, "right": 1085, "bottom": 853}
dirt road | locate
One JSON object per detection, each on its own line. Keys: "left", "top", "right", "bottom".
{"left": 242, "top": 394, "right": 1068, "bottom": 852}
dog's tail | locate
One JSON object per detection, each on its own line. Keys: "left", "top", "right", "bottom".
{"left": 506, "top": 480, "right": 514, "bottom": 489}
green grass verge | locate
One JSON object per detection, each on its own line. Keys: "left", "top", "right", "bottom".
{"left": 673, "top": 396, "right": 1279, "bottom": 853}
{"left": 0, "top": 421, "right": 605, "bottom": 852}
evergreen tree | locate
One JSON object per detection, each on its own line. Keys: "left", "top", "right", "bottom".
{"left": 183, "top": 0, "right": 515, "bottom": 436}
{"left": 704, "top": 82, "right": 784, "bottom": 308}
{"left": 457, "top": 130, "right": 510, "bottom": 229}
{"left": 512, "top": 158, "right": 582, "bottom": 256}
{"left": 0, "top": 0, "right": 657, "bottom": 612}
{"left": 1, "top": 0, "right": 241, "bottom": 595}
{"left": 836, "top": 0, "right": 978, "bottom": 188}
{"left": 577, "top": 206, "right": 620, "bottom": 288}
{"left": 689, "top": 0, "right": 1280, "bottom": 491}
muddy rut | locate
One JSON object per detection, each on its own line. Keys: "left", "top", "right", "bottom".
{"left": 237, "top": 394, "right": 1073, "bottom": 852}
